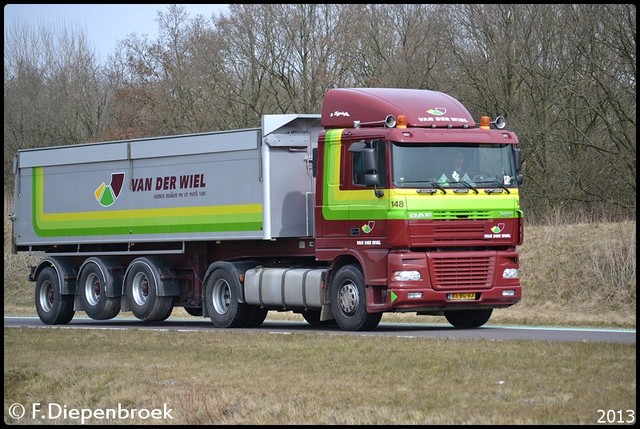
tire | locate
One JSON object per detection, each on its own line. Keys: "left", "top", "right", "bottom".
{"left": 301, "top": 309, "right": 336, "bottom": 326}
{"left": 330, "top": 265, "right": 382, "bottom": 331}
{"left": 246, "top": 306, "right": 268, "bottom": 328}
{"left": 78, "top": 258, "right": 121, "bottom": 320}
{"left": 124, "top": 259, "right": 174, "bottom": 321}
{"left": 184, "top": 306, "right": 203, "bottom": 316}
{"left": 204, "top": 266, "right": 253, "bottom": 328}
{"left": 35, "top": 267, "right": 75, "bottom": 325}
{"left": 444, "top": 309, "right": 493, "bottom": 328}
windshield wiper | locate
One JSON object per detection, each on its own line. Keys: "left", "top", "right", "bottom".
{"left": 423, "top": 181, "right": 447, "bottom": 194}
{"left": 459, "top": 180, "right": 479, "bottom": 194}
{"left": 483, "top": 180, "right": 511, "bottom": 194}
{"left": 399, "top": 180, "right": 448, "bottom": 194}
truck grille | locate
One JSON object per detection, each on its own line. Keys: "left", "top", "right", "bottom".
{"left": 428, "top": 209, "right": 494, "bottom": 220}
{"left": 428, "top": 253, "right": 495, "bottom": 290}
{"left": 409, "top": 221, "right": 486, "bottom": 244}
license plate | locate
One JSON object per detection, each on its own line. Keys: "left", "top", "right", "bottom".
{"left": 447, "top": 292, "right": 477, "bottom": 301}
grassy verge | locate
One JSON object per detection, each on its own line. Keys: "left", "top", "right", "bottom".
{"left": 4, "top": 327, "right": 636, "bottom": 425}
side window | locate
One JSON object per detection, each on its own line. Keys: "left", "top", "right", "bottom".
{"left": 353, "top": 151, "right": 365, "bottom": 185}
{"left": 352, "top": 140, "right": 387, "bottom": 187}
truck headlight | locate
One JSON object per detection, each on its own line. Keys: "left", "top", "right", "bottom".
{"left": 392, "top": 271, "right": 421, "bottom": 281}
{"left": 502, "top": 268, "right": 518, "bottom": 279}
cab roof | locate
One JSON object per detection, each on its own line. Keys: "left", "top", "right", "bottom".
{"left": 320, "top": 88, "right": 476, "bottom": 129}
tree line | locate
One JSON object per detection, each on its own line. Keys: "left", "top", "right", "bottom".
{"left": 4, "top": 4, "right": 636, "bottom": 222}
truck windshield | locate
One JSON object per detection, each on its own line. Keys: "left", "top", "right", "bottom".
{"left": 391, "top": 143, "right": 517, "bottom": 189}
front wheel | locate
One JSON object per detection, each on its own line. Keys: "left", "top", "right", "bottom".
{"left": 444, "top": 309, "right": 493, "bottom": 328}
{"left": 35, "top": 267, "right": 75, "bottom": 325}
{"left": 301, "top": 309, "right": 336, "bottom": 326}
{"left": 330, "top": 265, "right": 382, "bottom": 331}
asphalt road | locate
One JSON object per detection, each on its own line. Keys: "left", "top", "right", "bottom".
{"left": 4, "top": 316, "right": 636, "bottom": 344}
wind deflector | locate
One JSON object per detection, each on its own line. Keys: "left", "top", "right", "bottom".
{"left": 320, "top": 88, "right": 476, "bottom": 129}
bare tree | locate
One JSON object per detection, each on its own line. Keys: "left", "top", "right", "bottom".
{"left": 106, "top": 4, "right": 219, "bottom": 136}
{"left": 5, "top": 4, "right": 635, "bottom": 220}
{"left": 553, "top": 4, "right": 636, "bottom": 210}
{"left": 4, "top": 20, "right": 109, "bottom": 188}
{"left": 440, "top": 4, "right": 635, "bottom": 219}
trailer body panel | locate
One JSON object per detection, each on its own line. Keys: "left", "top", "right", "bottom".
{"left": 13, "top": 115, "right": 322, "bottom": 248}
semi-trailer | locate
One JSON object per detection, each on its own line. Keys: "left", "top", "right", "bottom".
{"left": 10, "top": 87, "right": 524, "bottom": 331}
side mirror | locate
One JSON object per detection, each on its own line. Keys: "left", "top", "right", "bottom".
{"left": 350, "top": 141, "right": 384, "bottom": 197}
{"left": 363, "top": 147, "right": 382, "bottom": 196}
{"left": 513, "top": 146, "right": 522, "bottom": 172}
{"left": 365, "top": 173, "right": 380, "bottom": 187}
{"left": 362, "top": 147, "right": 377, "bottom": 174}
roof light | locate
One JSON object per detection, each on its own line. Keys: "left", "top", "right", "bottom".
{"left": 396, "top": 115, "right": 407, "bottom": 129}
{"left": 480, "top": 116, "right": 491, "bottom": 130}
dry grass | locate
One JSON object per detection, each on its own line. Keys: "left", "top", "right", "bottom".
{"left": 4, "top": 327, "right": 636, "bottom": 425}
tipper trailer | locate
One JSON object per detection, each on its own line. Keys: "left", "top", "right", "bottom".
{"left": 11, "top": 87, "right": 524, "bottom": 331}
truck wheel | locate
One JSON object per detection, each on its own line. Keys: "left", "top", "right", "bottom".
{"left": 35, "top": 267, "right": 75, "bottom": 325}
{"left": 330, "top": 265, "right": 382, "bottom": 331}
{"left": 246, "top": 306, "right": 268, "bottom": 328}
{"left": 444, "top": 309, "right": 493, "bottom": 328}
{"left": 204, "top": 267, "right": 252, "bottom": 328}
{"left": 124, "top": 259, "right": 173, "bottom": 321}
{"left": 78, "top": 258, "right": 121, "bottom": 320}
{"left": 184, "top": 306, "right": 203, "bottom": 316}
{"left": 301, "top": 309, "right": 336, "bottom": 326}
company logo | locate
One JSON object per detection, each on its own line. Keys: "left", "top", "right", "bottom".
{"left": 484, "top": 223, "right": 512, "bottom": 239}
{"left": 329, "top": 111, "right": 350, "bottom": 118}
{"left": 95, "top": 172, "right": 125, "bottom": 207}
{"left": 426, "top": 108, "right": 446, "bottom": 116}
{"left": 361, "top": 221, "right": 375, "bottom": 234}
{"left": 409, "top": 212, "right": 433, "bottom": 219}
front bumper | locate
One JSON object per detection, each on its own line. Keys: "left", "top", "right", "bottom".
{"left": 367, "top": 249, "right": 521, "bottom": 312}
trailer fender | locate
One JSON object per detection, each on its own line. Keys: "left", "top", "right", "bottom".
{"left": 30, "top": 257, "right": 77, "bottom": 295}
{"left": 77, "top": 257, "right": 124, "bottom": 298}
{"left": 122, "top": 257, "right": 179, "bottom": 304}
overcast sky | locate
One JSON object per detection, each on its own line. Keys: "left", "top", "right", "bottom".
{"left": 4, "top": 4, "right": 230, "bottom": 63}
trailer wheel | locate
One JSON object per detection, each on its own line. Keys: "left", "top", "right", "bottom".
{"left": 204, "top": 267, "right": 252, "bottom": 328}
{"left": 124, "top": 259, "right": 173, "bottom": 321}
{"left": 78, "top": 258, "right": 121, "bottom": 320}
{"left": 444, "top": 309, "right": 493, "bottom": 328}
{"left": 330, "top": 265, "right": 382, "bottom": 331}
{"left": 35, "top": 267, "right": 75, "bottom": 325}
